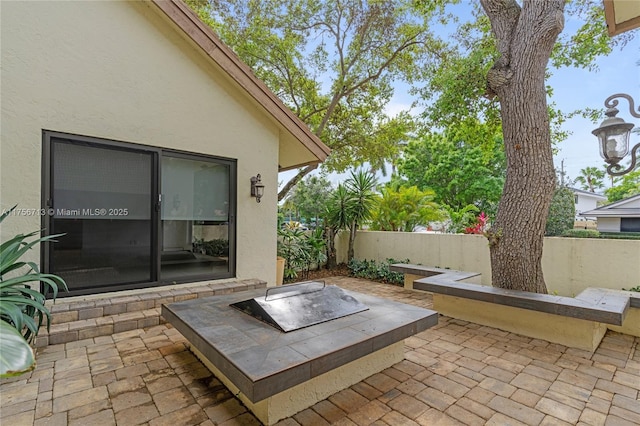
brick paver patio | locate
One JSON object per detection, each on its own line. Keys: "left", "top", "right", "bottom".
{"left": 1, "top": 276, "right": 639, "bottom": 425}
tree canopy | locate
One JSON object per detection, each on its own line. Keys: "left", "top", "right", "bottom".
{"left": 187, "top": 0, "right": 447, "bottom": 200}
{"left": 284, "top": 175, "right": 333, "bottom": 225}
{"left": 605, "top": 169, "right": 640, "bottom": 203}
{"left": 414, "top": 0, "right": 633, "bottom": 150}
{"left": 396, "top": 124, "right": 505, "bottom": 217}
{"left": 188, "top": 0, "right": 636, "bottom": 292}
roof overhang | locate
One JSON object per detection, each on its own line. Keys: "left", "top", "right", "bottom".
{"left": 572, "top": 189, "right": 607, "bottom": 201}
{"left": 580, "top": 209, "right": 640, "bottom": 217}
{"left": 149, "top": 0, "right": 330, "bottom": 171}
{"left": 604, "top": 0, "right": 640, "bottom": 36}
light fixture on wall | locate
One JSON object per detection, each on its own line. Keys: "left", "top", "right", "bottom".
{"left": 592, "top": 93, "right": 639, "bottom": 176}
{"left": 250, "top": 174, "right": 265, "bottom": 203}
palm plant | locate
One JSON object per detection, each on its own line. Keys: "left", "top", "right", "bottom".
{"left": 0, "top": 206, "right": 67, "bottom": 378}
{"left": 574, "top": 166, "right": 605, "bottom": 193}
{"left": 343, "top": 169, "right": 378, "bottom": 262}
{"left": 370, "top": 185, "right": 445, "bottom": 232}
{"left": 324, "top": 184, "right": 352, "bottom": 269}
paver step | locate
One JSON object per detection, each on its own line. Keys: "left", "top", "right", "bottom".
{"left": 36, "top": 279, "right": 267, "bottom": 347}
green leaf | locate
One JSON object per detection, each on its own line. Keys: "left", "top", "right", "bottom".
{"left": 0, "top": 319, "right": 35, "bottom": 378}
{"left": 0, "top": 210, "right": 67, "bottom": 345}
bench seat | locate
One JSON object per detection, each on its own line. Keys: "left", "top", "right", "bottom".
{"left": 390, "top": 263, "right": 638, "bottom": 351}
{"left": 414, "top": 280, "right": 629, "bottom": 326}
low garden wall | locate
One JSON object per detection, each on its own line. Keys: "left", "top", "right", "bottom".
{"left": 335, "top": 231, "right": 640, "bottom": 296}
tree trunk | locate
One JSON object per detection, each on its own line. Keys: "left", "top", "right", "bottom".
{"left": 326, "top": 226, "right": 337, "bottom": 269}
{"left": 481, "top": 0, "right": 565, "bottom": 293}
{"left": 347, "top": 222, "right": 357, "bottom": 262}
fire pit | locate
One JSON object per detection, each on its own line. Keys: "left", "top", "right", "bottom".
{"left": 162, "top": 282, "right": 438, "bottom": 425}
{"left": 230, "top": 281, "right": 369, "bottom": 332}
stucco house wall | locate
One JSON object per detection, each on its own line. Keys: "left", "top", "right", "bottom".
{"left": 0, "top": 1, "right": 326, "bottom": 293}
{"left": 572, "top": 188, "right": 606, "bottom": 221}
{"left": 581, "top": 194, "right": 640, "bottom": 233}
{"left": 596, "top": 217, "right": 622, "bottom": 233}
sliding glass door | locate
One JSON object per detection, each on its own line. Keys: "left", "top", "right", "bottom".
{"left": 43, "top": 132, "right": 235, "bottom": 296}
{"left": 46, "top": 138, "right": 155, "bottom": 292}
{"left": 160, "top": 155, "right": 232, "bottom": 281}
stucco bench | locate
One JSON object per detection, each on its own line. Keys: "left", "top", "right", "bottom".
{"left": 389, "top": 264, "right": 482, "bottom": 289}
{"left": 390, "top": 263, "right": 638, "bottom": 351}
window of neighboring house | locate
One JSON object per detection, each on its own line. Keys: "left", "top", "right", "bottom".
{"left": 620, "top": 218, "right": 640, "bottom": 233}
{"left": 43, "top": 131, "right": 236, "bottom": 296}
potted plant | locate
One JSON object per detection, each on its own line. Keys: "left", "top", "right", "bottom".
{"left": 0, "top": 206, "right": 67, "bottom": 378}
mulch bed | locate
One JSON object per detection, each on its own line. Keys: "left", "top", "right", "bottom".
{"left": 287, "top": 264, "right": 351, "bottom": 284}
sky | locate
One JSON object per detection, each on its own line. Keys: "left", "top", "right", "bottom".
{"left": 279, "top": 2, "right": 640, "bottom": 194}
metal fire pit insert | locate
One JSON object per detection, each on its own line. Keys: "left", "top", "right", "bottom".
{"left": 230, "top": 281, "right": 368, "bottom": 332}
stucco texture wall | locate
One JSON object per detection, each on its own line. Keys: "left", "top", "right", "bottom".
{"left": 1, "top": 1, "right": 279, "bottom": 284}
{"left": 597, "top": 217, "right": 621, "bottom": 233}
{"left": 337, "top": 231, "right": 640, "bottom": 296}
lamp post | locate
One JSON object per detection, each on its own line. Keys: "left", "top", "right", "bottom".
{"left": 592, "top": 93, "right": 640, "bottom": 176}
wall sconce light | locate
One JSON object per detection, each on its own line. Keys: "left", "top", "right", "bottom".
{"left": 250, "top": 174, "right": 265, "bottom": 203}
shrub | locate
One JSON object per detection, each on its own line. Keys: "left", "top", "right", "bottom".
{"left": 561, "top": 229, "right": 600, "bottom": 238}
{"left": 600, "top": 232, "right": 640, "bottom": 240}
{"left": 622, "top": 285, "right": 640, "bottom": 292}
{"left": 203, "top": 239, "right": 229, "bottom": 257}
{"left": 464, "top": 212, "right": 488, "bottom": 234}
{"left": 347, "top": 258, "right": 409, "bottom": 285}
{"left": 277, "top": 227, "right": 327, "bottom": 282}
{"left": 545, "top": 186, "right": 575, "bottom": 236}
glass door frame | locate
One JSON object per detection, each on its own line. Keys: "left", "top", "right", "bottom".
{"left": 42, "top": 130, "right": 236, "bottom": 296}
{"left": 159, "top": 150, "right": 237, "bottom": 285}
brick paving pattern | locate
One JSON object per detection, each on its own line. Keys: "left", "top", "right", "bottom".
{"left": 1, "top": 276, "right": 639, "bottom": 425}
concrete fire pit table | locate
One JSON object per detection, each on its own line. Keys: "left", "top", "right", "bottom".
{"left": 162, "top": 282, "right": 438, "bottom": 425}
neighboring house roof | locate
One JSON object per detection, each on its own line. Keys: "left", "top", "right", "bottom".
{"left": 570, "top": 187, "right": 607, "bottom": 201}
{"left": 150, "top": 0, "right": 330, "bottom": 171}
{"left": 581, "top": 194, "right": 640, "bottom": 218}
{"left": 604, "top": 0, "right": 640, "bottom": 36}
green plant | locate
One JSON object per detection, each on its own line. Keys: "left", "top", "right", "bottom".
{"left": 464, "top": 212, "right": 488, "bottom": 235}
{"left": 445, "top": 204, "right": 480, "bottom": 234}
{"left": 347, "top": 258, "right": 409, "bottom": 286}
{"left": 561, "top": 229, "right": 601, "bottom": 238}
{"left": 622, "top": 286, "right": 640, "bottom": 292}
{"left": 369, "top": 185, "right": 445, "bottom": 232}
{"left": 194, "top": 238, "right": 229, "bottom": 257}
{"left": 0, "top": 207, "right": 67, "bottom": 378}
{"left": 545, "top": 186, "right": 575, "bottom": 236}
{"left": 277, "top": 226, "right": 328, "bottom": 282}
{"left": 599, "top": 232, "right": 640, "bottom": 240}
{"left": 343, "top": 170, "right": 378, "bottom": 262}
{"left": 277, "top": 227, "right": 304, "bottom": 281}
{"left": 305, "top": 228, "right": 327, "bottom": 272}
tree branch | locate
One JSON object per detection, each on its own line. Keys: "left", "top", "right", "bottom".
{"left": 278, "top": 164, "right": 318, "bottom": 202}
{"left": 343, "top": 37, "right": 422, "bottom": 98}
{"left": 480, "top": 0, "right": 521, "bottom": 96}
{"left": 480, "top": 0, "right": 521, "bottom": 61}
